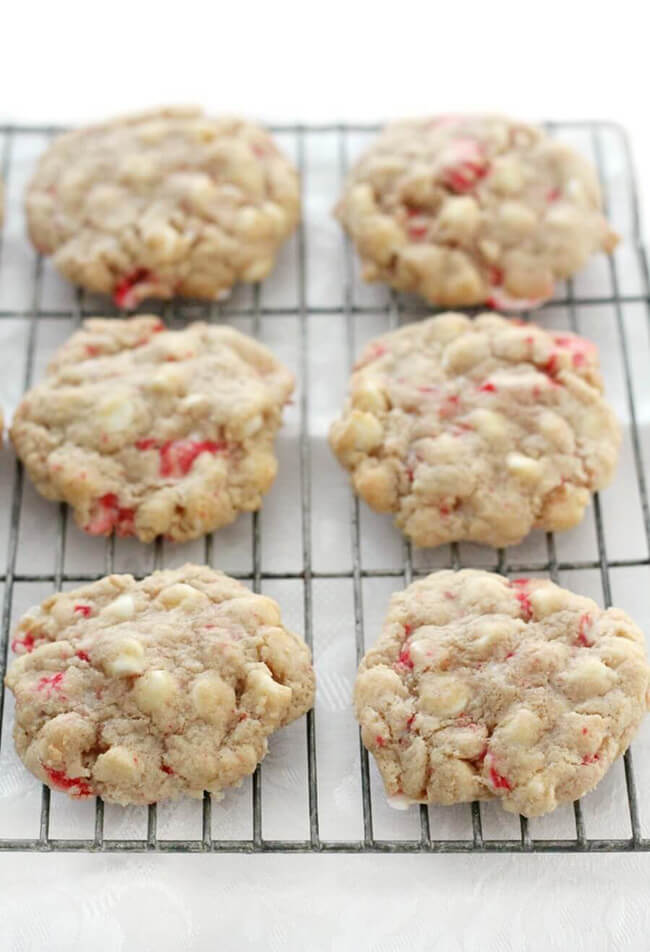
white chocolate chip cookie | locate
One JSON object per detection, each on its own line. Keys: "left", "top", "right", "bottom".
{"left": 5, "top": 564, "right": 315, "bottom": 805}
{"left": 329, "top": 312, "right": 620, "bottom": 548}
{"left": 355, "top": 569, "right": 649, "bottom": 817}
{"left": 26, "top": 107, "right": 300, "bottom": 305}
{"left": 11, "top": 315, "right": 293, "bottom": 542}
{"left": 337, "top": 115, "right": 618, "bottom": 309}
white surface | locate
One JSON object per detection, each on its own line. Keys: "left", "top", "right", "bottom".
{"left": 2, "top": 4, "right": 650, "bottom": 948}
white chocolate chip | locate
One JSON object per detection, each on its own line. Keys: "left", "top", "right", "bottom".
{"left": 489, "top": 156, "right": 525, "bottom": 194}
{"left": 528, "top": 584, "right": 567, "bottom": 619}
{"left": 100, "top": 594, "right": 136, "bottom": 623}
{"left": 150, "top": 365, "right": 187, "bottom": 393}
{"left": 133, "top": 669, "right": 178, "bottom": 714}
{"left": 93, "top": 746, "right": 140, "bottom": 783}
{"left": 157, "top": 583, "right": 209, "bottom": 610}
{"left": 443, "top": 333, "right": 490, "bottom": 373}
{"left": 191, "top": 672, "right": 236, "bottom": 725}
{"left": 426, "top": 312, "right": 471, "bottom": 343}
{"left": 498, "top": 201, "right": 537, "bottom": 235}
{"left": 354, "top": 380, "right": 389, "bottom": 414}
{"left": 345, "top": 410, "right": 384, "bottom": 453}
{"left": 563, "top": 658, "right": 616, "bottom": 700}
{"left": 500, "top": 708, "right": 542, "bottom": 745}
{"left": 469, "top": 408, "right": 509, "bottom": 443}
{"left": 436, "top": 196, "right": 481, "bottom": 241}
{"left": 478, "top": 239, "right": 501, "bottom": 263}
{"left": 96, "top": 392, "right": 135, "bottom": 432}
{"left": 242, "top": 664, "right": 292, "bottom": 724}
{"left": 386, "top": 793, "right": 416, "bottom": 810}
{"left": 240, "top": 414, "right": 263, "bottom": 437}
{"left": 418, "top": 675, "right": 469, "bottom": 717}
{"left": 241, "top": 257, "right": 273, "bottom": 282}
{"left": 506, "top": 452, "right": 542, "bottom": 484}
{"left": 143, "top": 223, "right": 182, "bottom": 261}
{"left": 104, "top": 638, "right": 145, "bottom": 677}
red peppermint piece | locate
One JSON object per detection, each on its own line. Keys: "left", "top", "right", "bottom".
{"left": 576, "top": 613, "right": 593, "bottom": 648}
{"left": 357, "top": 342, "right": 387, "bottom": 367}
{"left": 551, "top": 333, "right": 594, "bottom": 370}
{"left": 85, "top": 493, "right": 135, "bottom": 538}
{"left": 406, "top": 714, "right": 416, "bottom": 729}
{"left": 486, "top": 754, "right": 512, "bottom": 791}
{"left": 487, "top": 265, "right": 504, "bottom": 287}
{"left": 113, "top": 269, "right": 152, "bottom": 309}
{"left": 510, "top": 578, "right": 533, "bottom": 621}
{"left": 11, "top": 632, "right": 35, "bottom": 654}
{"left": 582, "top": 753, "right": 599, "bottom": 765}
{"left": 439, "top": 394, "right": 460, "bottom": 419}
{"left": 37, "top": 672, "right": 64, "bottom": 695}
{"left": 159, "top": 439, "right": 227, "bottom": 478}
{"left": 135, "top": 438, "right": 157, "bottom": 451}
{"left": 43, "top": 766, "right": 94, "bottom": 798}
{"left": 408, "top": 221, "right": 428, "bottom": 240}
{"left": 440, "top": 139, "right": 489, "bottom": 193}
{"left": 74, "top": 605, "right": 92, "bottom": 618}
{"left": 375, "top": 736, "right": 386, "bottom": 748}
{"left": 478, "top": 381, "right": 497, "bottom": 393}
{"left": 85, "top": 345, "right": 101, "bottom": 358}
{"left": 397, "top": 646, "right": 414, "bottom": 669}
{"left": 76, "top": 650, "right": 91, "bottom": 662}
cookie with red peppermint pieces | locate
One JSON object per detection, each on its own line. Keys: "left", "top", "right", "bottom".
{"left": 10, "top": 315, "right": 293, "bottom": 542}
{"left": 336, "top": 115, "right": 618, "bottom": 309}
{"left": 355, "top": 569, "right": 650, "bottom": 817}
{"left": 329, "top": 311, "right": 620, "bottom": 548}
{"left": 25, "top": 107, "right": 300, "bottom": 305}
{"left": 5, "top": 564, "right": 315, "bottom": 805}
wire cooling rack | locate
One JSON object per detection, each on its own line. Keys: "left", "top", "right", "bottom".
{"left": 0, "top": 120, "right": 649, "bottom": 853}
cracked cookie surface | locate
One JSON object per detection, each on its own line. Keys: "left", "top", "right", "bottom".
{"left": 5, "top": 564, "right": 315, "bottom": 805}
{"left": 355, "top": 569, "right": 649, "bottom": 817}
{"left": 26, "top": 107, "right": 300, "bottom": 305}
{"left": 337, "top": 115, "right": 617, "bottom": 309}
{"left": 11, "top": 315, "right": 293, "bottom": 542}
{"left": 329, "top": 311, "right": 620, "bottom": 548}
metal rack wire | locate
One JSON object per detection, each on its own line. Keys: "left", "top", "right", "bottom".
{"left": 0, "top": 119, "right": 649, "bottom": 852}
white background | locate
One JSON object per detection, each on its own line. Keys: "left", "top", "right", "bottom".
{"left": 2, "top": 2, "right": 650, "bottom": 948}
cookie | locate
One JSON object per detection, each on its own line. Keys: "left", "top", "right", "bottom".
{"left": 355, "top": 569, "right": 649, "bottom": 817}
{"left": 11, "top": 315, "right": 293, "bottom": 542}
{"left": 5, "top": 564, "right": 315, "bottom": 804}
{"left": 329, "top": 311, "right": 620, "bottom": 548}
{"left": 337, "top": 115, "right": 618, "bottom": 309}
{"left": 26, "top": 107, "right": 300, "bottom": 306}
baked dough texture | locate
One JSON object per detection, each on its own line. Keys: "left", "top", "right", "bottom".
{"left": 329, "top": 312, "right": 620, "bottom": 548}
{"left": 355, "top": 569, "right": 649, "bottom": 817}
{"left": 337, "top": 115, "right": 618, "bottom": 309}
{"left": 26, "top": 107, "right": 300, "bottom": 305}
{"left": 5, "top": 565, "right": 315, "bottom": 805}
{"left": 11, "top": 316, "right": 293, "bottom": 542}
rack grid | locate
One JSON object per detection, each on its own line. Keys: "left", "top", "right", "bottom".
{"left": 0, "top": 119, "right": 649, "bottom": 853}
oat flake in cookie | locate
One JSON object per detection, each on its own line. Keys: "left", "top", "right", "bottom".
{"left": 329, "top": 312, "right": 620, "bottom": 549}
{"left": 10, "top": 316, "right": 293, "bottom": 542}
{"left": 337, "top": 115, "right": 618, "bottom": 309}
{"left": 26, "top": 107, "right": 300, "bottom": 306}
{"left": 355, "top": 570, "right": 650, "bottom": 817}
{"left": 5, "top": 565, "right": 315, "bottom": 805}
